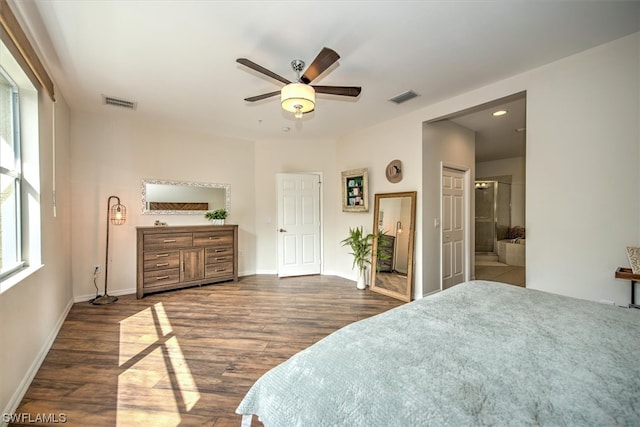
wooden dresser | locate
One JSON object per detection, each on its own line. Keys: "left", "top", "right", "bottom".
{"left": 136, "top": 224, "right": 238, "bottom": 298}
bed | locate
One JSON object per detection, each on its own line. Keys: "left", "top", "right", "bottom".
{"left": 236, "top": 281, "right": 640, "bottom": 426}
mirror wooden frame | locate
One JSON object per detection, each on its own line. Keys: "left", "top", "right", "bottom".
{"left": 370, "top": 191, "right": 417, "bottom": 302}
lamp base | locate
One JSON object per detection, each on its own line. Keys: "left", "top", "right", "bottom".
{"left": 91, "top": 295, "right": 118, "bottom": 305}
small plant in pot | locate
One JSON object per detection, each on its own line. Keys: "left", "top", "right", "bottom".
{"left": 205, "top": 208, "right": 228, "bottom": 225}
{"left": 340, "top": 226, "right": 373, "bottom": 290}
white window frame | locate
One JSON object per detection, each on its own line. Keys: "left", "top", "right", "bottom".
{"left": 0, "top": 39, "right": 42, "bottom": 293}
{"left": 0, "top": 67, "right": 25, "bottom": 278}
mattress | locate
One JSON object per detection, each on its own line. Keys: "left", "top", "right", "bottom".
{"left": 236, "top": 281, "right": 640, "bottom": 426}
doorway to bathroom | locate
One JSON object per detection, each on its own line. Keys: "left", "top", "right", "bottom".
{"left": 473, "top": 177, "right": 525, "bottom": 286}
{"left": 447, "top": 93, "right": 526, "bottom": 287}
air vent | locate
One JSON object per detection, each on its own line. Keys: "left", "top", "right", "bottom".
{"left": 102, "top": 95, "right": 137, "bottom": 110}
{"left": 389, "top": 90, "right": 419, "bottom": 104}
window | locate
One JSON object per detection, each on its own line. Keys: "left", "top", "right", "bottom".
{"left": 0, "top": 1, "right": 47, "bottom": 291}
{"left": 0, "top": 39, "right": 41, "bottom": 290}
{"left": 0, "top": 65, "right": 24, "bottom": 277}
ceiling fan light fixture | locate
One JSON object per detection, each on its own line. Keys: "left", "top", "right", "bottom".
{"left": 281, "top": 83, "right": 315, "bottom": 117}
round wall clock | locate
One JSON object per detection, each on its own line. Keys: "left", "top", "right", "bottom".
{"left": 385, "top": 160, "right": 403, "bottom": 183}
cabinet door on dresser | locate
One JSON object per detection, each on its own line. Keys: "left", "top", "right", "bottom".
{"left": 180, "top": 248, "right": 205, "bottom": 282}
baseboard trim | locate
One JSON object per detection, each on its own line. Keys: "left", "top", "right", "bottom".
{"left": 74, "top": 286, "right": 137, "bottom": 303}
{"left": 2, "top": 297, "right": 74, "bottom": 426}
{"left": 422, "top": 288, "right": 441, "bottom": 298}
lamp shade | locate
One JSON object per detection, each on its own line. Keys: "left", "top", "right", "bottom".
{"left": 281, "top": 83, "right": 315, "bottom": 117}
{"left": 110, "top": 202, "right": 126, "bottom": 225}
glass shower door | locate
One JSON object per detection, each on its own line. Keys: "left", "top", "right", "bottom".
{"left": 475, "top": 181, "right": 495, "bottom": 253}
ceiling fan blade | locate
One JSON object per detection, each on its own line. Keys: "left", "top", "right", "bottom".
{"left": 236, "top": 58, "right": 291, "bottom": 85}
{"left": 244, "top": 91, "right": 281, "bottom": 102}
{"left": 300, "top": 47, "right": 340, "bottom": 84}
{"left": 313, "top": 85, "right": 361, "bottom": 97}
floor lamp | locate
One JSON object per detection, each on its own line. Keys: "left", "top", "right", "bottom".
{"left": 392, "top": 220, "right": 402, "bottom": 273}
{"left": 92, "top": 195, "right": 126, "bottom": 305}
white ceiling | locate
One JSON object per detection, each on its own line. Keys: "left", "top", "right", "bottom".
{"left": 10, "top": 1, "right": 640, "bottom": 160}
{"left": 449, "top": 95, "right": 527, "bottom": 163}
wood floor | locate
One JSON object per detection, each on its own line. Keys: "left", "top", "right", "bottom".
{"left": 12, "top": 275, "right": 403, "bottom": 427}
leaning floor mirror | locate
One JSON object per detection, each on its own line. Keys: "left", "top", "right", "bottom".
{"left": 370, "top": 191, "right": 417, "bottom": 302}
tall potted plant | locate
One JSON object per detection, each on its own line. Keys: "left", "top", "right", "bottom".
{"left": 340, "top": 226, "right": 373, "bottom": 289}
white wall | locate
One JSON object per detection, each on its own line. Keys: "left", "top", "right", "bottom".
{"left": 337, "top": 115, "right": 423, "bottom": 297}
{"left": 354, "top": 32, "right": 639, "bottom": 305}
{"left": 252, "top": 137, "right": 338, "bottom": 274}
{"left": 64, "top": 33, "right": 640, "bottom": 308}
{"left": 523, "top": 33, "right": 639, "bottom": 304}
{"left": 476, "top": 156, "right": 526, "bottom": 228}
{"left": 335, "top": 33, "right": 640, "bottom": 305}
{"left": 0, "top": 93, "right": 73, "bottom": 417}
{"left": 70, "top": 111, "right": 257, "bottom": 300}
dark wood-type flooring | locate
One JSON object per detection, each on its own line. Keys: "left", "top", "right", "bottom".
{"left": 12, "top": 275, "right": 403, "bottom": 426}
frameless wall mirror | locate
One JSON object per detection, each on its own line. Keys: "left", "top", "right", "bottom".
{"left": 141, "top": 179, "right": 230, "bottom": 215}
{"left": 370, "top": 191, "right": 417, "bottom": 302}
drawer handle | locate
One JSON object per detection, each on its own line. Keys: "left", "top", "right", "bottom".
{"left": 156, "top": 275, "right": 169, "bottom": 280}
{"left": 156, "top": 253, "right": 169, "bottom": 258}
{"left": 214, "top": 257, "right": 228, "bottom": 261}
{"left": 209, "top": 237, "right": 221, "bottom": 240}
{"left": 156, "top": 262, "right": 169, "bottom": 267}
{"left": 215, "top": 268, "right": 227, "bottom": 272}
{"left": 214, "top": 249, "right": 226, "bottom": 253}
{"left": 163, "top": 239, "right": 177, "bottom": 243}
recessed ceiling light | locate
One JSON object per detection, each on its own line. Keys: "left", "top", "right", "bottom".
{"left": 492, "top": 110, "right": 508, "bottom": 117}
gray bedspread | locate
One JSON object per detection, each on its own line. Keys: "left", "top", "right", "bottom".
{"left": 236, "top": 281, "right": 640, "bottom": 426}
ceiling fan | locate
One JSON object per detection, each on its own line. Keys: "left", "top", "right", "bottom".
{"left": 236, "top": 47, "right": 362, "bottom": 119}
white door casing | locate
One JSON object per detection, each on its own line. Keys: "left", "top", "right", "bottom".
{"left": 276, "top": 173, "right": 322, "bottom": 277}
{"left": 442, "top": 167, "right": 467, "bottom": 290}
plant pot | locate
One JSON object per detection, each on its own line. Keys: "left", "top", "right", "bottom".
{"left": 210, "top": 219, "right": 225, "bottom": 225}
{"left": 356, "top": 269, "right": 367, "bottom": 290}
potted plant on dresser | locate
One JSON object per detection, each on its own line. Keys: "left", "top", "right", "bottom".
{"left": 205, "top": 208, "right": 228, "bottom": 225}
{"left": 341, "top": 226, "right": 374, "bottom": 290}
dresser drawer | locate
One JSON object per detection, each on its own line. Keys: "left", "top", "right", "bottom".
{"left": 193, "top": 231, "right": 233, "bottom": 247}
{"left": 143, "top": 251, "right": 180, "bottom": 271}
{"left": 144, "top": 233, "right": 192, "bottom": 250}
{"left": 205, "top": 262, "right": 234, "bottom": 280}
{"left": 143, "top": 268, "right": 180, "bottom": 287}
{"left": 205, "top": 246, "right": 234, "bottom": 263}
{"left": 378, "top": 235, "right": 395, "bottom": 248}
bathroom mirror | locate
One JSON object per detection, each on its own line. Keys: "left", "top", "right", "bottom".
{"left": 370, "top": 191, "right": 416, "bottom": 302}
{"left": 141, "top": 179, "right": 230, "bottom": 215}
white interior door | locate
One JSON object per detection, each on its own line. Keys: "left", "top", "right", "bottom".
{"left": 277, "top": 173, "right": 321, "bottom": 277}
{"left": 442, "top": 167, "right": 466, "bottom": 290}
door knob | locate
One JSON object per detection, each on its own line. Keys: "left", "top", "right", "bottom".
{"left": 279, "top": 228, "right": 287, "bottom": 232}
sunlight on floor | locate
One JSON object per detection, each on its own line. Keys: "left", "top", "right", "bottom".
{"left": 117, "top": 302, "right": 200, "bottom": 426}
